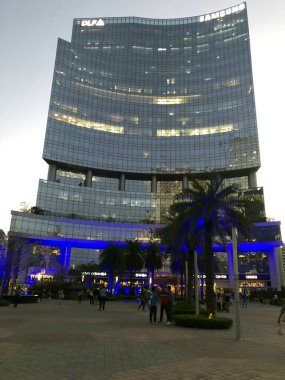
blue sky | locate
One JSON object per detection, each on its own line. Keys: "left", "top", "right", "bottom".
{"left": 0, "top": 0, "right": 284, "bottom": 237}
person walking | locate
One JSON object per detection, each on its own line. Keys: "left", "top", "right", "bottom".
{"left": 88, "top": 289, "right": 94, "bottom": 305}
{"left": 216, "top": 292, "right": 222, "bottom": 312}
{"left": 222, "top": 291, "right": 230, "bottom": 312}
{"left": 78, "top": 289, "right": 83, "bottom": 303}
{"left": 138, "top": 288, "right": 147, "bottom": 311}
{"left": 166, "top": 285, "right": 174, "bottom": 324}
{"left": 158, "top": 287, "right": 168, "bottom": 322}
{"left": 277, "top": 300, "right": 285, "bottom": 324}
{"left": 241, "top": 290, "right": 247, "bottom": 308}
{"left": 277, "top": 300, "right": 285, "bottom": 335}
{"left": 13, "top": 286, "right": 21, "bottom": 308}
{"left": 99, "top": 286, "right": 107, "bottom": 311}
{"left": 149, "top": 286, "right": 159, "bottom": 323}
{"left": 94, "top": 287, "right": 99, "bottom": 305}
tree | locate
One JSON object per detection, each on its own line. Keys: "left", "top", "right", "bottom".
{"left": 143, "top": 240, "right": 163, "bottom": 286}
{"left": 29, "top": 206, "right": 44, "bottom": 215}
{"left": 156, "top": 210, "right": 198, "bottom": 303}
{"left": 99, "top": 242, "right": 126, "bottom": 294}
{"left": 170, "top": 176, "right": 251, "bottom": 315}
{"left": 124, "top": 239, "right": 144, "bottom": 289}
{"left": 0, "top": 230, "right": 8, "bottom": 297}
{"left": 2, "top": 237, "right": 34, "bottom": 293}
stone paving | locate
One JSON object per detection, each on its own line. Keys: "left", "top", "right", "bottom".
{"left": 0, "top": 298, "right": 284, "bottom": 379}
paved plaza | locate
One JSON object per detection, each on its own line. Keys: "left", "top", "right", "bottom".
{"left": 0, "top": 298, "right": 284, "bottom": 379}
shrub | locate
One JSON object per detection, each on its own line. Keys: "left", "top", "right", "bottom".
{"left": 0, "top": 299, "right": 10, "bottom": 307}
{"left": 172, "top": 303, "right": 208, "bottom": 316}
{"left": 173, "top": 314, "right": 233, "bottom": 329}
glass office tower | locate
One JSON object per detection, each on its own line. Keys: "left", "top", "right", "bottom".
{"left": 41, "top": 2, "right": 260, "bottom": 224}
{"left": 9, "top": 3, "right": 284, "bottom": 289}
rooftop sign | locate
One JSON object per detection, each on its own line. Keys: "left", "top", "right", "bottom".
{"left": 81, "top": 19, "right": 105, "bottom": 27}
{"left": 199, "top": 3, "right": 245, "bottom": 22}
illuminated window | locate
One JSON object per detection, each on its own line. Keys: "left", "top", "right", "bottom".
{"left": 157, "top": 124, "right": 235, "bottom": 137}
{"left": 166, "top": 78, "right": 176, "bottom": 84}
{"left": 51, "top": 112, "right": 124, "bottom": 134}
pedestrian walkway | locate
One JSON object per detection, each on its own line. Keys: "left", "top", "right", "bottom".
{"left": 0, "top": 299, "right": 284, "bottom": 379}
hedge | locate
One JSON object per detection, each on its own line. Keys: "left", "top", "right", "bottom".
{"left": 0, "top": 299, "right": 10, "bottom": 307}
{"left": 173, "top": 314, "right": 233, "bottom": 329}
{"left": 172, "top": 303, "right": 208, "bottom": 316}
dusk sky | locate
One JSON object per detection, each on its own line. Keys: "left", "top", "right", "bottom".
{"left": 0, "top": 0, "right": 284, "bottom": 237}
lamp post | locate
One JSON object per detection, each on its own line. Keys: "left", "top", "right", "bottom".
{"left": 232, "top": 227, "right": 241, "bottom": 340}
{"left": 194, "top": 250, "right": 199, "bottom": 317}
{"left": 185, "top": 259, "right": 188, "bottom": 301}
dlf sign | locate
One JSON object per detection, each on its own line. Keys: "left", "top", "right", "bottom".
{"left": 81, "top": 19, "right": 105, "bottom": 27}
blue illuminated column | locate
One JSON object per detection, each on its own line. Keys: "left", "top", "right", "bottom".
{"left": 59, "top": 245, "right": 72, "bottom": 277}
{"left": 59, "top": 246, "right": 66, "bottom": 266}
{"left": 65, "top": 245, "right": 71, "bottom": 274}
{"left": 227, "top": 244, "right": 235, "bottom": 289}
{"left": 268, "top": 247, "right": 282, "bottom": 290}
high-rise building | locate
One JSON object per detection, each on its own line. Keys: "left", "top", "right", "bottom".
{"left": 9, "top": 3, "right": 283, "bottom": 289}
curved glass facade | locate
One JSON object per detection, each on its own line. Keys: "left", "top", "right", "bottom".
{"left": 45, "top": 3, "right": 259, "bottom": 174}
{"left": 8, "top": 4, "right": 284, "bottom": 290}
{"left": 39, "top": 3, "right": 261, "bottom": 224}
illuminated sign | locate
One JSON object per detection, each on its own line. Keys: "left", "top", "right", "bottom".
{"left": 28, "top": 267, "right": 58, "bottom": 281}
{"left": 30, "top": 270, "right": 54, "bottom": 280}
{"left": 82, "top": 271, "right": 107, "bottom": 276}
{"left": 245, "top": 275, "right": 258, "bottom": 279}
{"left": 215, "top": 274, "right": 228, "bottom": 279}
{"left": 81, "top": 19, "right": 105, "bottom": 27}
{"left": 199, "top": 3, "right": 245, "bottom": 22}
{"left": 135, "top": 273, "right": 148, "bottom": 278}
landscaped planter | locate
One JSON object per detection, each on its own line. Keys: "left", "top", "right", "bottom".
{"left": 3, "top": 295, "right": 39, "bottom": 304}
{"left": 0, "top": 300, "right": 10, "bottom": 307}
{"left": 173, "top": 314, "right": 233, "bottom": 329}
{"left": 172, "top": 303, "right": 208, "bottom": 316}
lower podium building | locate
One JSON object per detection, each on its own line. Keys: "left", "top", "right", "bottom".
{"left": 8, "top": 3, "right": 284, "bottom": 291}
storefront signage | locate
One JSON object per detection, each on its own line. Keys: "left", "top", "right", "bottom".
{"left": 134, "top": 273, "right": 148, "bottom": 278}
{"left": 239, "top": 274, "right": 270, "bottom": 281}
{"left": 199, "top": 3, "right": 245, "bottom": 22}
{"left": 30, "top": 274, "right": 54, "bottom": 280}
{"left": 82, "top": 271, "right": 107, "bottom": 277}
{"left": 28, "top": 267, "right": 58, "bottom": 281}
{"left": 215, "top": 274, "right": 228, "bottom": 279}
{"left": 245, "top": 275, "right": 258, "bottom": 279}
{"left": 81, "top": 19, "right": 105, "bottom": 27}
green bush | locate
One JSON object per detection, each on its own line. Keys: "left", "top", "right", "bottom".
{"left": 172, "top": 303, "right": 208, "bottom": 316}
{"left": 0, "top": 299, "right": 10, "bottom": 307}
{"left": 3, "top": 296, "right": 39, "bottom": 304}
{"left": 173, "top": 314, "right": 233, "bottom": 329}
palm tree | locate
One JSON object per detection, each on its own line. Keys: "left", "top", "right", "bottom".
{"left": 170, "top": 176, "right": 251, "bottom": 315}
{"left": 143, "top": 240, "right": 163, "bottom": 286}
{"left": 156, "top": 210, "right": 199, "bottom": 303}
{"left": 169, "top": 253, "right": 185, "bottom": 298}
{"left": 99, "top": 242, "right": 126, "bottom": 294}
{"left": 124, "top": 239, "right": 144, "bottom": 290}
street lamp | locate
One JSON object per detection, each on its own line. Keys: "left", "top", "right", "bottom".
{"left": 232, "top": 227, "right": 241, "bottom": 340}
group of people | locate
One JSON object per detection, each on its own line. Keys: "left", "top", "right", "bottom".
{"left": 137, "top": 286, "right": 174, "bottom": 325}
{"left": 86, "top": 286, "right": 107, "bottom": 310}
{"left": 216, "top": 291, "right": 231, "bottom": 312}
